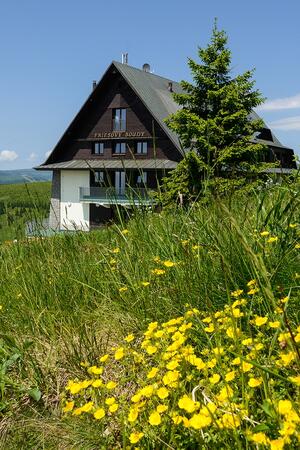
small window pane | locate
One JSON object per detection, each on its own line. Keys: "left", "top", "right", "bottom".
{"left": 137, "top": 171, "right": 147, "bottom": 184}
{"left": 95, "top": 171, "right": 104, "bottom": 183}
{"left": 136, "top": 141, "right": 148, "bottom": 154}
{"left": 114, "top": 142, "right": 126, "bottom": 154}
{"left": 94, "top": 142, "right": 104, "bottom": 154}
{"left": 113, "top": 108, "right": 126, "bottom": 131}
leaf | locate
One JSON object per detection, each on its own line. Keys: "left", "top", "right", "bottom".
{"left": 28, "top": 388, "right": 42, "bottom": 402}
{"left": 261, "top": 400, "right": 275, "bottom": 418}
{"left": 252, "top": 423, "right": 270, "bottom": 432}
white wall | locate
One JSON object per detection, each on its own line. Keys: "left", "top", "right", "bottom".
{"left": 60, "top": 170, "right": 89, "bottom": 230}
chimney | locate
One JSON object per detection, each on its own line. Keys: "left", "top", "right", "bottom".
{"left": 92, "top": 80, "right": 97, "bottom": 90}
{"left": 142, "top": 63, "right": 150, "bottom": 73}
{"left": 168, "top": 81, "right": 173, "bottom": 92}
{"left": 122, "top": 53, "right": 128, "bottom": 64}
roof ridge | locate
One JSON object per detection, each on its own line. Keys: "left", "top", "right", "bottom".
{"left": 112, "top": 60, "right": 181, "bottom": 86}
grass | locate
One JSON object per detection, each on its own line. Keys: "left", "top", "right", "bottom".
{"left": 0, "top": 182, "right": 51, "bottom": 242}
{"left": 0, "top": 178, "right": 299, "bottom": 448}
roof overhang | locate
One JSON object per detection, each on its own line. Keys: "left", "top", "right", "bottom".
{"left": 35, "top": 159, "right": 178, "bottom": 171}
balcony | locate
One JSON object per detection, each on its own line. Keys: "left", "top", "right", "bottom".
{"left": 79, "top": 187, "right": 156, "bottom": 206}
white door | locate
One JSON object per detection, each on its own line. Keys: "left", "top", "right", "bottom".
{"left": 115, "top": 171, "right": 126, "bottom": 195}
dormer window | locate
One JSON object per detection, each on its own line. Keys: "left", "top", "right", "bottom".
{"left": 94, "top": 142, "right": 104, "bottom": 155}
{"left": 113, "top": 108, "right": 126, "bottom": 131}
{"left": 136, "top": 142, "right": 148, "bottom": 155}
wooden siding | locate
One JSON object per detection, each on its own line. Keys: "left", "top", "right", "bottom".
{"left": 51, "top": 68, "right": 181, "bottom": 164}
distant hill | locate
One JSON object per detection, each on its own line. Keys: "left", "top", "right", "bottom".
{"left": 0, "top": 169, "right": 52, "bottom": 185}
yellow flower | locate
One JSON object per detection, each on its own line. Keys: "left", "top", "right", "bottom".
{"left": 80, "top": 401, "right": 93, "bottom": 413}
{"left": 99, "top": 354, "right": 109, "bottom": 363}
{"left": 66, "top": 381, "right": 83, "bottom": 395}
{"left": 140, "top": 385, "right": 154, "bottom": 398}
{"left": 289, "top": 375, "right": 300, "bottom": 386}
{"left": 225, "top": 371, "right": 236, "bottom": 382}
{"left": 248, "top": 377, "right": 262, "bottom": 388}
{"left": 94, "top": 407, "right": 105, "bottom": 420}
{"left": 151, "top": 268, "right": 166, "bottom": 276}
{"left": 163, "top": 370, "right": 180, "bottom": 386}
{"left": 220, "top": 413, "right": 241, "bottom": 429}
{"left": 121, "top": 229, "right": 129, "bottom": 235}
{"left": 62, "top": 401, "right": 74, "bottom": 413}
{"left": 260, "top": 231, "right": 270, "bottom": 236}
{"left": 278, "top": 400, "right": 293, "bottom": 415}
{"left": 247, "top": 279, "right": 256, "bottom": 287}
{"left": 295, "top": 243, "right": 300, "bottom": 249}
{"left": 145, "top": 345, "right": 158, "bottom": 355}
{"left": 279, "top": 351, "right": 295, "bottom": 366}
{"left": 105, "top": 397, "right": 115, "bottom": 406}
{"left": 154, "top": 330, "right": 164, "bottom": 338}
{"left": 147, "top": 367, "right": 159, "bottom": 379}
{"left": 112, "top": 247, "right": 120, "bottom": 253}
{"left": 216, "top": 386, "right": 234, "bottom": 402}
{"left": 254, "top": 316, "right": 268, "bottom": 326}
{"left": 88, "top": 365, "right": 103, "bottom": 375}
{"left": 149, "top": 411, "right": 161, "bottom": 426}
{"left": 189, "top": 413, "right": 211, "bottom": 429}
{"left": 267, "top": 236, "right": 278, "bottom": 243}
{"left": 114, "top": 347, "right": 125, "bottom": 360}
{"left": 163, "top": 260, "right": 176, "bottom": 267}
{"left": 270, "top": 438, "right": 285, "bottom": 450}
{"left": 231, "top": 289, "right": 244, "bottom": 297}
{"left": 242, "top": 338, "right": 253, "bottom": 346}
{"left": 129, "top": 432, "right": 144, "bottom": 444}
{"left": 157, "top": 404, "right": 168, "bottom": 413}
{"left": 241, "top": 361, "right": 253, "bottom": 373}
{"left": 178, "top": 395, "right": 197, "bottom": 413}
{"left": 141, "top": 281, "right": 150, "bottom": 287}
{"left": 251, "top": 432, "right": 268, "bottom": 445}
{"left": 128, "top": 408, "right": 139, "bottom": 422}
{"left": 124, "top": 334, "right": 134, "bottom": 343}
{"left": 118, "top": 286, "right": 128, "bottom": 293}
{"left": 232, "top": 357, "right": 241, "bottom": 365}
{"left": 226, "top": 326, "right": 240, "bottom": 338}
{"left": 204, "top": 323, "right": 215, "bottom": 333}
{"left": 92, "top": 379, "right": 103, "bottom": 388}
{"left": 248, "top": 287, "right": 259, "bottom": 295}
{"left": 269, "top": 321, "right": 280, "bottom": 328}
{"left": 166, "top": 360, "right": 179, "bottom": 370}
{"left": 209, "top": 373, "right": 221, "bottom": 384}
{"left": 157, "top": 387, "right": 169, "bottom": 399}
{"left": 106, "top": 381, "right": 117, "bottom": 390}
{"left": 109, "top": 403, "right": 119, "bottom": 413}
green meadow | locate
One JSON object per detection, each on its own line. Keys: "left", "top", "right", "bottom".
{"left": 0, "top": 178, "right": 299, "bottom": 449}
{"left": 0, "top": 182, "right": 51, "bottom": 242}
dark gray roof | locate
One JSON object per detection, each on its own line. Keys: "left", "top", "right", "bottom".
{"left": 113, "top": 61, "right": 184, "bottom": 151}
{"left": 37, "top": 61, "right": 293, "bottom": 170}
{"left": 36, "top": 159, "right": 178, "bottom": 171}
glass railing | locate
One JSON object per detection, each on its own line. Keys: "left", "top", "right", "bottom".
{"left": 79, "top": 187, "right": 156, "bottom": 205}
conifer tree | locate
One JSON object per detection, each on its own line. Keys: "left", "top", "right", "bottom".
{"left": 163, "top": 22, "right": 269, "bottom": 200}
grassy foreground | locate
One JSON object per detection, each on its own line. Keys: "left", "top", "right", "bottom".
{"left": 0, "top": 180, "right": 299, "bottom": 448}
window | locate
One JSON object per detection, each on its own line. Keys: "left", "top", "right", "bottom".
{"left": 113, "top": 142, "right": 126, "bottom": 154}
{"left": 136, "top": 141, "right": 148, "bottom": 155}
{"left": 94, "top": 142, "right": 104, "bottom": 155}
{"left": 95, "top": 171, "right": 104, "bottom": 183}
{"left": 137, "top": 171, "right": 147, "bottom": 185}
{"left": 113, "top": 108, "right": 126, "bottom": 131}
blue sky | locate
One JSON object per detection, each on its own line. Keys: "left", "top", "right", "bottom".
{"left": 0, "top": 0, "right": 299, "bottom": 169}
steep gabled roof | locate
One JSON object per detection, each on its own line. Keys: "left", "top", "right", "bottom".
{"left": 37, "top": 61, "right": 293, "bottom": 169}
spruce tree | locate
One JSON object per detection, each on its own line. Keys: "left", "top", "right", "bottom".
{"left": 163, "top": 22, "right": 269, "bottom": 199}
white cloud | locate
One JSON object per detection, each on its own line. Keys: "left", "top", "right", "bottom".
{"left": 269, "top": 115, "right": 300, "bottom": 131}
{"left": 28, "top": 152, "right": 37, "bottom": 161}
{"left": 0, "top": 150, "right": 18, "bottom": 161}
{"left": 258, "top": 93, "right": 300, "bottom": 111}
{"left": 45, "top": 151, "right": 51, "bottom": 158}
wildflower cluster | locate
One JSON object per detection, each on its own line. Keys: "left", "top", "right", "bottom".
{"left": 63, "top": 287, "right": 300, "bottom": 449}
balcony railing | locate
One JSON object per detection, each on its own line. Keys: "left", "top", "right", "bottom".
{"left": 79, "top": 187, "right": 156, "bottom": 206}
